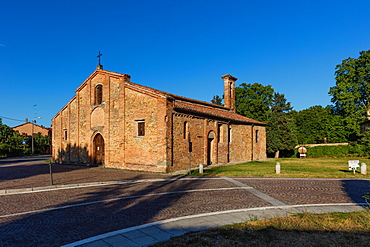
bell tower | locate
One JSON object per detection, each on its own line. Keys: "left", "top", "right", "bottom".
{"left": 222, "top": 74, "right": 238, "bottom": 112}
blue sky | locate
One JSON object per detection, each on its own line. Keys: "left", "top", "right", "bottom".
{"left": 1, "top": 0, "right": 369, "bottom": 127}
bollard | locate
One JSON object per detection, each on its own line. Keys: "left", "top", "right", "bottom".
{"left": 276, "top": 162, "right": 280, "bottom": 174}
{"left": 49, "top": 162, "right": 54, "bottom": 185}
{"left": 199, "top": 163, "right": 204, "bottom": 174}
{"left": 361, "top": 163, "right": 367, "bottom": 175}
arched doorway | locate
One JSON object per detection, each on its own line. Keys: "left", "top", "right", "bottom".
{"left": 93, "top": 133, "right": 105, "bottom": 165}
{"left": 207, "top": 131, "right": 215, "bottom": 165}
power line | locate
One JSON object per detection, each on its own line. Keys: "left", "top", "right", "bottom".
{"left": 0, "top": 115, "right": 25, "bottom": 122}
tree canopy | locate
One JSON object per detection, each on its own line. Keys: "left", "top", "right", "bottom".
{"left": 290, "top": 105, "right": 348, "bottom": 144}
{"left": 266, "top": 93, "right": 297, "bottom": 158}
{"left": 235, "top": 82, "right": 274, "bottom": 123}
{"left": 329, "top": 50, "right": 370, "bottom": 137}
{"left": 234, "top": 83, "right": 297, "bottom": 157}
{"left": 211, "top": 95, "right": 223, "bottom": 106}
{"left": 0, "top": 119, "right": 25, "bottom": 156}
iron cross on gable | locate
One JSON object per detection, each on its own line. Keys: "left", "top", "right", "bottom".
{"left": 97, "top": 51, "right": 103, "bottom": 65}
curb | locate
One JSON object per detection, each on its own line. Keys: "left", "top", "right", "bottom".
{"left": 62, "top": 203, "right": 369, "bottom": 247}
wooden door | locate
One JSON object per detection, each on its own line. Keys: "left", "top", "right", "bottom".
{"left": 93, "top": 134, "right": 105, "bottom": 165}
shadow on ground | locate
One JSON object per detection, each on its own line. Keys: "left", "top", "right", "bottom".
{"left": 0, "top": 175, "right": 209, "bottom": 246}
{"left": 342, "top": 179, "right": 370, "bottom": 204}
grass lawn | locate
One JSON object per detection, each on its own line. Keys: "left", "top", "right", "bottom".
{"left": 153, "top": 210, "right": 370, "bottom": 246}
{"left": 161, "top": 158, "right": 370, "bottom": 246}
{"left": 190, "top": 158, "right": 370, "bottom": 179}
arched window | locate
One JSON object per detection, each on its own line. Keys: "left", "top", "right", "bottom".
{"left": 95, "top": 84, "right": 103, "bottom": 105}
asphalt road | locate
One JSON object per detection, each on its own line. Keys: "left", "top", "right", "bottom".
{"left": 0, "top": 156, "right": 369, "bottom": 247}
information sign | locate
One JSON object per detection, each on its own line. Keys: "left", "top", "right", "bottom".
{"left": 348, "top": 160, "right": 360, "bottom": 170}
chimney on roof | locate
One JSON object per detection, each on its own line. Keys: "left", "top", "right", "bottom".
{"left": 222, "top": 74, "right": 238, "bottom": 112}
{"left": 123, "top": 74, "right": 131, "bottom": 82}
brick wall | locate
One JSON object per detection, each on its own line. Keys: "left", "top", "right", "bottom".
{"left": 122, "top": 86, "right": 168, "bottom": 172}
{"left": 253, "top": 125, "right": 267, "bottom": 160}
{"left": 171, "top": 114, "right": 205, "bottom": 172}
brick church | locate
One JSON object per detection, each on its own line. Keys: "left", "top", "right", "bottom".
{"left": 52, "top": 66, "right": 266, "bottom": 172}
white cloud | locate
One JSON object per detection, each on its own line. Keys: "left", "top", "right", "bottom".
{"left": 0, "top": 44, "right": 4, "bottom": 47}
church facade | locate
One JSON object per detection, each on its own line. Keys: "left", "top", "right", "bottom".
{"left": 52, "top": 68, "right": 266, "bottom": 172}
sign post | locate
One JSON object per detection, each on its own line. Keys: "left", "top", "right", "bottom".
{"left": 348, "top": 160, "right": 360, "bottom": 174}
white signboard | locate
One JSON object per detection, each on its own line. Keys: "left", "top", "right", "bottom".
{"left": 348, "top": 160, "right": 360, "bottom": 170}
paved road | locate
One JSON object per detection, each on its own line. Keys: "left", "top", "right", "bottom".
{"left": 0, "top": 156, "right": 174, "bottom": 190}
{"left": 0, "top": 156, "right": 369, "bottom": 247}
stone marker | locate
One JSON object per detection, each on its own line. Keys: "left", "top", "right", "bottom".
{"left": 276, "top": 162, "right": 280, "bottom": 174}
{"left": 199, "top": 163, "right": 204, "bottom": 174}
{"left": 361, "top": 163, "right": 367, "bottom": 175}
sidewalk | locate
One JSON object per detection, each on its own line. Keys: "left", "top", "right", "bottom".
{"left": 63, "top": 203, "right": 368, "bottom": 247}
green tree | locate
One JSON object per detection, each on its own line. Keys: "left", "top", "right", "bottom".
{"left": 234, "top": 83, "right": 297, "bottom": 157}
{"left": 0, "top": 118, "right": 26, "bottom": 157}
{"left": 211, "top": 95, "right": 223, "bottom": 106}
{"left": 266, "top": 93, "right": 297, "bottom": 158}
{"left": 328, "top": 50, "right": 370, "bottom": 139}
{"left": 0, "top": 119, "right": 14, "bottom": 144}
{"left": 235, "top": 83, "right": 274, "bottom": 122}
{"left": 33, "top": 132, "right": 51, "bottom": 154}
{"left": 356, "top": 130, "right": 370, "bottom": 156}
{"left": 290, "top": 105, "right": 348, "bottom": 144}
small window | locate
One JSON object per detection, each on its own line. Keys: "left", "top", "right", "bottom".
{"left": 183, "top": 121, "right": 189, "bottom": 139}
{"left": 63, "top": 129, "right": 68, "bottom": 140}
{"left": 95, "top": 84, "right": 103, "bottom": 105}
{"left": 255, "top": 130, "right": 259, "bottom": 143}
{"left": 138, "top": 121, "right": 145, "bottom": 136}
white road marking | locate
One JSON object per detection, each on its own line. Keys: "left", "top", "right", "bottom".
{"left": 222, "top": 176, "right": 287, "bottom": 206}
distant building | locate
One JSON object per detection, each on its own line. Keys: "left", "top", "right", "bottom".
{"left": 12, "top": 122, "right": 52, "bottom": 154}
{"left": 52, "top": 68, "right": 267, "bottom": 172}
{"left": 12, "top": 122, "right": 51, "bottom": 137}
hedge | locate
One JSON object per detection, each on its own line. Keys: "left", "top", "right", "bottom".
{"left": 295, "top": 144, "right": 368, "bottom": 158}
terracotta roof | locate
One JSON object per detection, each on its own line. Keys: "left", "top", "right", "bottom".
{"left": 121, "top": 70, "right": 265, "bottom": 125}
{"left": 174, "top": 100, "right": 266, "bottom": 125}
{"left": 12, "top": 122, "right": 51, "bottom": 129}
{"left": 125, "top": 80, "right": 228, "bottom": 109}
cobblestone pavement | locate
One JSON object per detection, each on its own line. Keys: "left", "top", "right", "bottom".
{"left": 0, "top": 156, "right": 176, "bottom": 190}
{"left": 0, "top": 156, "right": 369, "bottom": 247}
